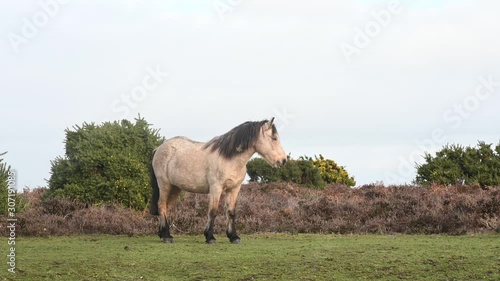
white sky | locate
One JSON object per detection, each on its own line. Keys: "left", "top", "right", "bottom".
{"left": 1, "top": 0, "right": 500, "bottom": 189}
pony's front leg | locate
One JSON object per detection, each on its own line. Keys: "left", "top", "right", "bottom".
{"left": 225, "top": 185, "right": 241, "bottom": 244}
{"left": 204, "top": 187, "right": 222, "bottom": 244}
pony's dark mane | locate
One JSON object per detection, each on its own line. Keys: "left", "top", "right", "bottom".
{"left": 204, "top": 120, "right": 277, "bottom": 159}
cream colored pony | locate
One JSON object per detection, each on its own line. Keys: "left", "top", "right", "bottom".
{"left": 150, "top": 118, "right": 287, "bottom": 244}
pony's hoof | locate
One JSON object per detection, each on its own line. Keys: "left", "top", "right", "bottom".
{"left": 231, "top": 239, "right": 241, "bottom": 244}
{"left": 206, "top": 239, "right": 217, "bottom": 244}
{"left": 162, "top": 237, "right": 174, "bottom": 243}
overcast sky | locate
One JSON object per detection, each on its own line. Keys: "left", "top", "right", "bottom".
{"left": 1, "top": 0, "right": 499, "bottom": 190}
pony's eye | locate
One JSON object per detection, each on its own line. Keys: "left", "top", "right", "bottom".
{"left": 271, "top": 136, "right": 278, "bottom": 141}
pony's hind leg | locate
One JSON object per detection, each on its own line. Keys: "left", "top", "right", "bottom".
{"left": 225, "top": 185, "right": 241, "bottom": 244}
{"left": 158, "top": 183, "right": 181, "bottom": 243}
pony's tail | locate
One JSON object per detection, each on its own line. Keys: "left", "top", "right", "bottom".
{"left": 149, "top": 149, "right": 160, "bottom": 216}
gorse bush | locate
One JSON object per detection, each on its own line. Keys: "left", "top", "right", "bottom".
{"left": 416, "top": 141, "right": 500, "bottom": 187}
{"left": 312, "top": 155, "right": 356, "bottom": 187}
{"left": 48, "top": 117, "right": 164, "bottom": 210}
{"left": 247, "top": 154, "right": 356, "bottom": 188}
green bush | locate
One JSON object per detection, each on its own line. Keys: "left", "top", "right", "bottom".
{"left": 1, "top": 152, "right": 11, "bottom": 215}
{"left": 48, "top": 117, "right": 164, "bottom": 210}
{"left": 246, "top": 157, "right": 281, "bottom": 183}
{"left": 295, "top": 157, "right": 327, "bottom": 188}
{"left": 247, "top": 154, "right": 356, "bottom": 188}
{"left": 0, "top": 153, "right": 26, "bottom": 215}
{"left": 416, "top": 141, "right": 500, "bottom": 187}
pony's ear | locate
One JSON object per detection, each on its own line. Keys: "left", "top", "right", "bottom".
{"left": 264, "top": 117, "right": 275, "bottom": 131}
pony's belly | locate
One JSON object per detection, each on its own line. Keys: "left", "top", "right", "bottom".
{"left": 170, "top": 175, "right": 210, "bottom": 194}
{"left": 179, "top": 184, "right": 210, "bottom": 194}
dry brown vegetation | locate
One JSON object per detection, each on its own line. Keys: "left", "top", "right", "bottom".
{"left": 1, "top": 183, "right": 499, "bottom": 237}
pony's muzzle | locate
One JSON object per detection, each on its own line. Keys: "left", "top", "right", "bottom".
{"left": 276, "top": 159, "right": 287, "bottom": 167}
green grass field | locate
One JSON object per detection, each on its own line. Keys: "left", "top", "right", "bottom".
{"left": 2, "top": 234, "right": 499, "bottom": 281}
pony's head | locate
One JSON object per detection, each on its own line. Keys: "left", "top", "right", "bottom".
{"left": 254, "top": 118, "right": 287, "bottom": 168}
{"left": 204, "top": 118, "right": 287, "bottom": 167}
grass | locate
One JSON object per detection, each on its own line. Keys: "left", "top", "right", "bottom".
{"left": 2, "top": 234, "right": 499, "bottom": 281}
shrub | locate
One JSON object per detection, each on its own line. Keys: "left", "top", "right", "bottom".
{"left": 0, "top": 152, "right": 26, "bottom": 215}
{"left": 2, "top": 183, "right": 499, "bottom": 237}
{"left": 48, "top": 117, "right": 164, "bottom": 210}
{"left": 246, "top": 158, "right": 280, "bottom": 183}
{"left": 416, "top": 141, "right": 500, "bottom": 187}
{"left": 0, "top": 152, "right": 11, "bottom": 215}
{"left": 312, "top": 154, "right": 356, "bottom": 187}
{"left": 5, "top": 188, "right": 156, "bottom": 236}
{"left": 247, "top": 154, "right": 356, "bottom": 188}
{"left": 295, "top": 157, "right": 326, "bottom": 188}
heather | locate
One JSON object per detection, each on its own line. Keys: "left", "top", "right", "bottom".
{"left": 3, "top": 183, "right": 498, "bottom": 237}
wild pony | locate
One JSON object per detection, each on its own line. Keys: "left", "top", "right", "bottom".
{"left": 150, "top": 118, "right": 287, "bottom": 244}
